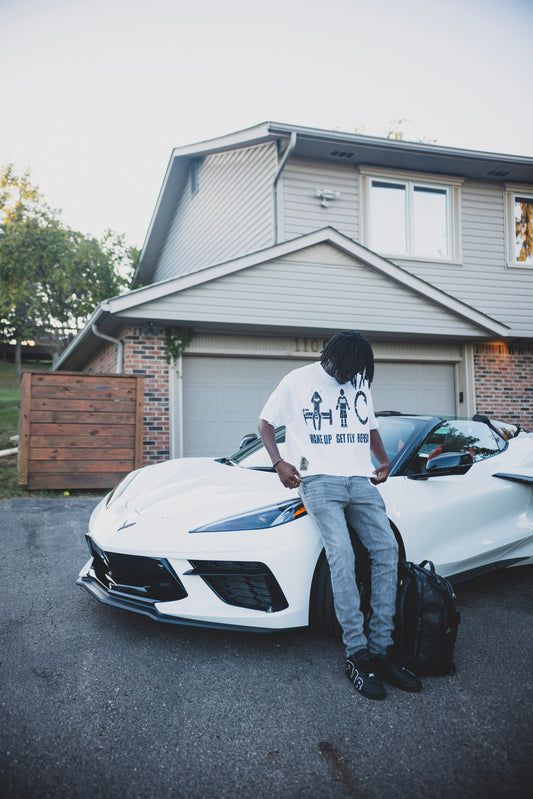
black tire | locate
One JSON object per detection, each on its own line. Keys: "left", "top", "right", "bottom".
{"left": 309, "top": 550, "right": 342, "bottom": 636}
{"left": 309, "top": 532, "right": 372, "bottom": 637}
{"left": 308, "top": 523, "right": 404, "bottom": 637}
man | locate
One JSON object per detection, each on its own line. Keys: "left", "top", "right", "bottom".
{"left": 258, "top": 330, "right": 421, "bottom": 700}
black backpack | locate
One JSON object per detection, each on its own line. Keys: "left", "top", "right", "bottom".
{"left": 394, "top": 558, "right": 460, "bottom": 676}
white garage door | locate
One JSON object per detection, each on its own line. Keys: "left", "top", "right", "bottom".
{"left": 182, "top": 356, "right": 316, "bottom": 457}
{"left": 372, "top": 362, "right": 456, "bottom": 416}
{"left": 181, "top": 357, "right": 456, "bottom": 457}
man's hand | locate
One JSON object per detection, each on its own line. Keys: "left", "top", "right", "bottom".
{"left": 258, "top": 419, "right": 302, "bottom": 489}
{"left": 370, "top": 429, "right": 391, "bottom": 484}
{"left": 275, "top": 460, "right": 302, "bottom": 489}
{"left": 371, "top": 461, "right": 391, "bottom": 484}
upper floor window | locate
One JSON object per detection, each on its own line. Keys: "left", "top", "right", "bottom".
{"left": 506, "top": 187, "right": 533, "bottom": 267}
{"left": 360, "top": 168, "right": 462, "bottom": 262}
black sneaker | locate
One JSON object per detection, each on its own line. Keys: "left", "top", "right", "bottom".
{"left": 373, "top": 646, "right": 422, "bottom": 693}
{"left": 345, "top": 648, "right": 386, "bottom": 700}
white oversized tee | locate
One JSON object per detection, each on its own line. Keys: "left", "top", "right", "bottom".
{"left": 260, "top": 361, "right": 378, "bottom": 477}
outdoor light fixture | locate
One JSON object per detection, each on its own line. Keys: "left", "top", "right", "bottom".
{"left": 314, "top": 189, "right": 340, "bottom": 207}
{"left": 142, "top": 321, "right": 160, "bottom": 336}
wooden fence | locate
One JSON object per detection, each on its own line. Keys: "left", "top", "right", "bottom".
{"left": 18, "top": 371, "right": 144, "bottom": 490}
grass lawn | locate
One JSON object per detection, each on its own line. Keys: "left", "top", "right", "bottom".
{"left": 0, "top": 360, "right": 50, "bottom": 497}
{"left": 0, "top": 361, "right": 22, "bottom": 448}
{"left": 0, "top": 360, "right": 104, "bottom": 500}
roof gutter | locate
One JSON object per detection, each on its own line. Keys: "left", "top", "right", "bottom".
{"left": 273, "top": 130, "right": 297, "bottom": 243}
{"left": 92, "top": 323, "right": 124, "bottom": 374}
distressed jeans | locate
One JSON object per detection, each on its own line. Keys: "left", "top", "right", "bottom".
{"left": 299, "top": 475, "right": 398, "bottom": 657}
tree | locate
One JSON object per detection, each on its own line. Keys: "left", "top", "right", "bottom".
{"left": 515, "top": 197, "right": 533, "bottom": 263}
{"left": 0, "top": 164, "right": 137, "bottom": 374}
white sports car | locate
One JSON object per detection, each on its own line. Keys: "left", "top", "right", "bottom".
{"left": 78, "top": 414, "right": 533, "bottom": 634}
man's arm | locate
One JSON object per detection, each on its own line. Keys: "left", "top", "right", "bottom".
{"left": 370, "top": 428, "right": 391, "bottom": 484}
{"left": 258, "top": 419, "right": 301, "bottom": 489}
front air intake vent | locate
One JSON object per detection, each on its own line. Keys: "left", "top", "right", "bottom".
{"left": 87, "top": 537, "right": 187, "bottom": 602}
{"left": 187, "top": 560, "right": 288, "bottom": 612}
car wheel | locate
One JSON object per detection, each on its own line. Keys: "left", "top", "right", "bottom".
{"left": 309, "top": 550, "right": 342, "bottom": 636}
{"left": 309, "top": 531, "right": 372, "bottom": 637}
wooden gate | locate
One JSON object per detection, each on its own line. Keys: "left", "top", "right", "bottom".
{"left": 18, "top": 371, "right": 144, "bottom": 490}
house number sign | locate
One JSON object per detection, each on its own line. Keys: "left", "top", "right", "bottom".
{"left": 294, "top": 338, "right": 328, "bottom": 354}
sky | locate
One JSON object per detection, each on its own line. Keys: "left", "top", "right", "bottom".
{"left": 1, "top": 0, "right": 532, "bottom": 250}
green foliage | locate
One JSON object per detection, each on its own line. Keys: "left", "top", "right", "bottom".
{"left": 0, "top": 360, "right": 22, "bottom": 449}
{"left": 0, "top": 163, "right": 138, "bottom": 368}
{"left": 164, "top": 327, "right": 193, "bottom": 374}
{"left": 515, "top": 198, "right": 533, "bottom": 263}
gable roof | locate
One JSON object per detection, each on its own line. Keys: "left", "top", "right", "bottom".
{"left": 55, "top": 228, "right": 508, "bottom": 371}
{"left": 137, "top": 121, "right": 533, "bottom": 282}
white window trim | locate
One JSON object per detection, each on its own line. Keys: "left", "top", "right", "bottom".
{"left": 359, "top": 166, "right": 463, "bottom": 264}
{"left": 504, "top": 183, "right": 533, "bottom": 269}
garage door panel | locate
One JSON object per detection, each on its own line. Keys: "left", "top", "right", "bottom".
{"left": 182, "top": 357, "right": 315, "bottom": 457}
{"left": 372, "top": 363, "right": 455, "bottom": 416}
{"left": 181, "top": 357, "right": 456, "bottom": 457}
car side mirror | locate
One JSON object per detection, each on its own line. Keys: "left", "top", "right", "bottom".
{"left": 239, "top": 433, "right": 258, "bottom": 449}
{"left": 426, "top": 451, "right": 474, "bottom": 476}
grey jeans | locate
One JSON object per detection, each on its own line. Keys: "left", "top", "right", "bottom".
{"left": 299, "top": 474, "right": 398, "bottom": 657}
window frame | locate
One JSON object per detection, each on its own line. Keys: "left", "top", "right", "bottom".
{"left": 360, "top": 167, "right": 462, "bottom": 264}
{"left": 505, "top": 184, "right": 533, "bottom": 269}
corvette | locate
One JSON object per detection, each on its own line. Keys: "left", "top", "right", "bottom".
{"left": 78, "top": 413, "right": 533, "bottom": 634}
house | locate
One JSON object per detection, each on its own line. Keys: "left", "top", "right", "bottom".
{"left": 55, "top": 122, "right": 533, "bottom": 463}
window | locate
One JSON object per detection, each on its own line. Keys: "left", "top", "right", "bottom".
{"left": 507, "top": 191, "right": 533, "bottom": 266}
{"left": 369, "top": 179, "right": 449, "bottom": 258}
{"left": 404, "top": 420, "right": 503, "bottom": 477}
{"left": 361, "top": 169, "right": 462, "bottom": 262}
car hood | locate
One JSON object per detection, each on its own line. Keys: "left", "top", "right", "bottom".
{"left": 89, "top": 458, "right": 297, "bottom": 552}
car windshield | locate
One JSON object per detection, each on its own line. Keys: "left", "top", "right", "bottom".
{"left": 230, "top": 417, "right": 424, "bottom": 471}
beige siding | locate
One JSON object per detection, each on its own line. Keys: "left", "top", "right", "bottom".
{"left": 389, "top": 180, "right": 533, "bottom": 336}
{"left": 126, "top": 244, "right": 486, "bottom": 338}
{"left": 153, "top": 143, "right": 277, "bottom": 282}
{"left": 281, "top": 158, "right": 359, "bottom": 241}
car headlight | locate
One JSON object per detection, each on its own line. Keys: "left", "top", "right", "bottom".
{"left": 189, "top": 499, "right": 307, "bottom": 533}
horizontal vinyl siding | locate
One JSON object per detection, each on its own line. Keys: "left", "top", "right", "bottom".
{"left": 281, "top": 158, "right": 358, "bottom": 241}
{"left": 129, "top": 245, "right": 484, "bottom": 338}
{"left": 153, "top": 143, "right": 277, "bottom": 281}
{"left": 390, "top": 181, "right": 533, "bottom": 337}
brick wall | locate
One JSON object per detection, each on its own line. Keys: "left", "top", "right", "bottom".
{"left": 474, "top": 343, "right": 533, "bottom": 431}
{"left": 123, "top": 329, "right": 171, "bottom": 465}
{"left": 84, "top": 327, "right": 171, "bottom": 466}
{"left": 86, "top": 338, "right": 119, "bottom": 374}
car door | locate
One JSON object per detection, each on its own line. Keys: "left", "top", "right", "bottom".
{"left": 380, "top": 420, "right": 529, "bottom": 578}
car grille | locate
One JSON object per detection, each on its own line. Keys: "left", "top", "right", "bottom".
{"left": 86, "top": 537, "right": 187, "bottom": 603}
{"left": 187, "top": 560, "right": 288, "bottom": 613}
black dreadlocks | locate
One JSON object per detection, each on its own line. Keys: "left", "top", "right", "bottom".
{"left": 320, "top": 330, "right": 375, "bottom": 386}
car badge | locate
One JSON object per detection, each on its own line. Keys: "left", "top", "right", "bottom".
{"left": 117, "top": 520, "right": 136, "bottom": 531}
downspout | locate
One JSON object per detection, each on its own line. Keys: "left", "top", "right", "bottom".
{"left": 273, "top": 131, "right": 297, "bottom": 243}
{"left": 92, "top": 324, "right": 124, "bottom": 374}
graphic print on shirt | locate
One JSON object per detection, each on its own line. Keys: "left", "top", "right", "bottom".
{"left": 259, "top": 363, "right": 376, "bottom": 476}
{"left": 301, "top": 390, "right": 333, "bottom": 431}
{"left": 301, "top": 382, "right": 370, "bottom": 447}
{"left": 354, "top": 390, "right": 368, "bottom": 425}
{"left": 336, "top": 389, "right": 350, "bottom": 427}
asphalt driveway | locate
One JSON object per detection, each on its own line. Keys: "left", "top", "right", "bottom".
{"left": 1, "top": 497, "right": 532, "bottom": 799}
